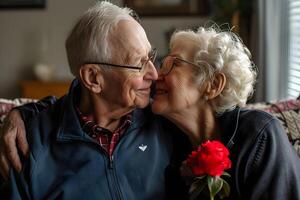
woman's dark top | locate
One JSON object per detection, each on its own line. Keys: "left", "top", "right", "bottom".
{"left": 166, "top": 107, "right": 300, "bottom": 200}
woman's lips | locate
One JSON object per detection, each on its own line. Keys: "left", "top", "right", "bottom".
{"left": 155, "top": 89, "right": 167, "bottom": 95}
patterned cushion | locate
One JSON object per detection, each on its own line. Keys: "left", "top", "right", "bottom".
{"left": 0, "top": 98, "right": 36, "bottom": 126}
{"left": 245, "top": 99, "right": 300, "bottom": 156}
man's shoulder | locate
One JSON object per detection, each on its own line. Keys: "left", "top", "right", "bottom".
{"left": 25, "top": 96, "right": 66, "bottom": 145}
{"left": 29, "top": 97, "right": 64, "bottom": 123}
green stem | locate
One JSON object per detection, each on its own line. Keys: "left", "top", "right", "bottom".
{"left": 210, "top": 195, "right": 214, "bottom": 200}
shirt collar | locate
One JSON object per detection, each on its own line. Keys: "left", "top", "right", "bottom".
{"left": 75, "top": 105, "right": 132, "bottom": 135}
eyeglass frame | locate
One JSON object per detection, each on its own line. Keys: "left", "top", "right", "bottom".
{"left": 83, "top": 48, "right": 157, "bottom": 72}
{"left": 159, "top": 55, "right": 202, "bottom": 76}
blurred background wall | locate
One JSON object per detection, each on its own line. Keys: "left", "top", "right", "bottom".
{"left": 0, "top": 0, "right": 208, "bottom": 98}
{"left": 0, "top": 0, "right": 299, "bottom": 102}
{"left": 0, "top": 0, "right": 94, "bottom": 98}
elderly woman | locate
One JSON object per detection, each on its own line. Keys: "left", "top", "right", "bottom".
{"left": 152, "top": 26, "right": 300, "bottom": 199}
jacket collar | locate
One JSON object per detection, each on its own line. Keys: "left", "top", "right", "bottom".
{"left": 218, "top": 107, "right": 241, "bottom": 149}
{"left": 55, "top": 78, "right": 149, "bottom": 142}
{"left": 56, "top": 79, "right": 93, "bottom": 142}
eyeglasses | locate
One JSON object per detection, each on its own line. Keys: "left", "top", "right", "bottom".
{"left": 158, "top": 55, "right": 201, "bottom": 76}
{"left": 84, "top": 48, "right": 157, "bottom": 72}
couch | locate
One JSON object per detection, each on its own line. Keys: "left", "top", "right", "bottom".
{"left": 1, "top": 97, "right": 300, "bottom": 157}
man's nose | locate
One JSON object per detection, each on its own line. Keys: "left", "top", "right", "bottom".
{"left": 144, "top": 61, "right": 158, "bottom": 80}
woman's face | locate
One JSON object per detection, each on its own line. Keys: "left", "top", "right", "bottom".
{"left": 151, "top": 38, "right": 206, "bottom": 117}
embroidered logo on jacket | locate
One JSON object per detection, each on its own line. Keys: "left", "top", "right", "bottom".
{"left": 139, "top": 144, "right": 147, "bottom": 152}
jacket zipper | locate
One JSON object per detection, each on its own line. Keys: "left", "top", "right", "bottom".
{"left": 108, "top": 155, "right": 123, "bottom": 200}
{"left": 70, "top": 138, "right": 124, "bottom": 199}
{"left": 97, "top": 148, "right": 123, "bottom": 200}
{"left": 109, "top": 155, "right": 114, "bottom": 169}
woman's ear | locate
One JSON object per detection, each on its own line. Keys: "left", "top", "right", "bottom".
{"left": 79, "top": 65, "right": 103, "bottom": 94}
{"left": 205, "top": 72, "right": 226, "bottom": 99}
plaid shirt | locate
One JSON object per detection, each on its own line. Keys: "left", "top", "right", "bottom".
{"left": 76, "top": 107, "right": 132, "bottom": 157}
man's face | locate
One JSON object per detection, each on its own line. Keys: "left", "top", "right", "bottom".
{"left": 100, "top": 20, "right": 158, "bottom": 110}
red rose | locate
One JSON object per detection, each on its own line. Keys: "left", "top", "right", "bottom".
{"left": 186, "top": 140, "right": 231, "bottom": 176}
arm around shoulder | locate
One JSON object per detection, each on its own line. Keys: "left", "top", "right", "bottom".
{"left": 0, "top": 96, "right": 57, "bottom": 180}
{"left": 16, "top": 96, "right": 58, "bottom": 121}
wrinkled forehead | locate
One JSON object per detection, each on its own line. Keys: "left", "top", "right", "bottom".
{"left": 109, "top": 19, "right": 151, "bottom": 63}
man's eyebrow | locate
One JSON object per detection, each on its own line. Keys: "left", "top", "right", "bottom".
{"left": 140, "top": 47, "right": 152, "bottom": 61}
{"left": 125, "top": 51, "right": 143, "bottom": 64}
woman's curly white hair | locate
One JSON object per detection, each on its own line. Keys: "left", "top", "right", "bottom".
{"left": 170, "top": 25, "right": 257, "bottom": 114}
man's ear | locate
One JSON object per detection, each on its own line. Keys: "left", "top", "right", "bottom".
{"left": 205, "top": 72, "right": 226, "bottom": 100}
{"left": 79, "top": 65, "right": 103, "bottom": 94}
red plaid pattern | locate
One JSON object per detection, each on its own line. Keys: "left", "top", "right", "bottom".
{"left": 76, "top": 107, "right": 132, "bottom": 156}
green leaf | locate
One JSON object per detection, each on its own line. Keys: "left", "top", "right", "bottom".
{"left": 189, "top": 176, "right": 207, "bottom": 200}
{"left": 195, "top": 175, "right": 206, "bottom": 180}
{"left": 207, "top": 176, "right": 223, "bottom": 199}
{"left": 222, "top": 179, "right": 231, "bottom": 197}
{"left": 221, "top": 171, "right": 231, "bottom": 178}
{"left": 218, "top": 178, "right": 231, "bottom": 199}
{"left": 189, "top": 183, "right": 206, "bottom": 200}
{"left": 189, "top": 176, "right": 207, "bottom": 194}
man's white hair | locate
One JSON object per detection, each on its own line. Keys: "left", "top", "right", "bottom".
{"left": 65, "top": 1, "right": 134, "bottom": 76}
{"left": 170, "top": 25, "right": 257, "bottom": 114}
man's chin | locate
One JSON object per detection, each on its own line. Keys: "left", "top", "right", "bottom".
{"left": 134, "top": 98, "right": 150, "bottom": 109}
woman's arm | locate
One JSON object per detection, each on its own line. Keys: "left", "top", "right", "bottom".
{"left": 0, "top": 96, "right": 57, "bottom": 180}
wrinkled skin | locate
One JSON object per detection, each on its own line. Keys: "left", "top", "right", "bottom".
{"left": 0, "top": 110, "right": 28, "bottom": 180}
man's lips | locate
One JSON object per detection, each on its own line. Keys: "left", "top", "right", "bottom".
{"left": 138, "top": 88, "right": 151, "bottom": 94}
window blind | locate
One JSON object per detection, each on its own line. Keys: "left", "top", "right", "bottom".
{"left": 288, "top": 0, "right": 300, "bottom": 98}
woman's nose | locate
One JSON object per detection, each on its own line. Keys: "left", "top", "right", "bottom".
{"left": 156, "top": 68, "right": 165, "bottom": 81}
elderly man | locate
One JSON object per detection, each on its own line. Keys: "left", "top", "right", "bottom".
{"left": 0, "top": 2, "right": 187, "bottom": 199}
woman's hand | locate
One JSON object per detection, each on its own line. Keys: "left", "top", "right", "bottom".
{"left": 0, "top": 109, "right": 29, "bottom": 180}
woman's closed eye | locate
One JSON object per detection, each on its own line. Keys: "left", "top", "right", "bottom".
{"left": 173, "top": 58, "right": 182, "bottom": 67}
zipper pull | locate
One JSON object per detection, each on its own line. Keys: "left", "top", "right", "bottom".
{"left": 109, "top": 155, "right": 114, "bottom": 169}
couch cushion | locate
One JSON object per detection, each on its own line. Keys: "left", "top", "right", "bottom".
{"left": 0, "top": 98, "right": 36, "bottom": 126}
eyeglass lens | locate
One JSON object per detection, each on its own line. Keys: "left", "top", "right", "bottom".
{"left": 141, "top": 49, "right": 157, "bottom": 71}
{"left": 159, "top": 56, "right": 175, "bottom": 75}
